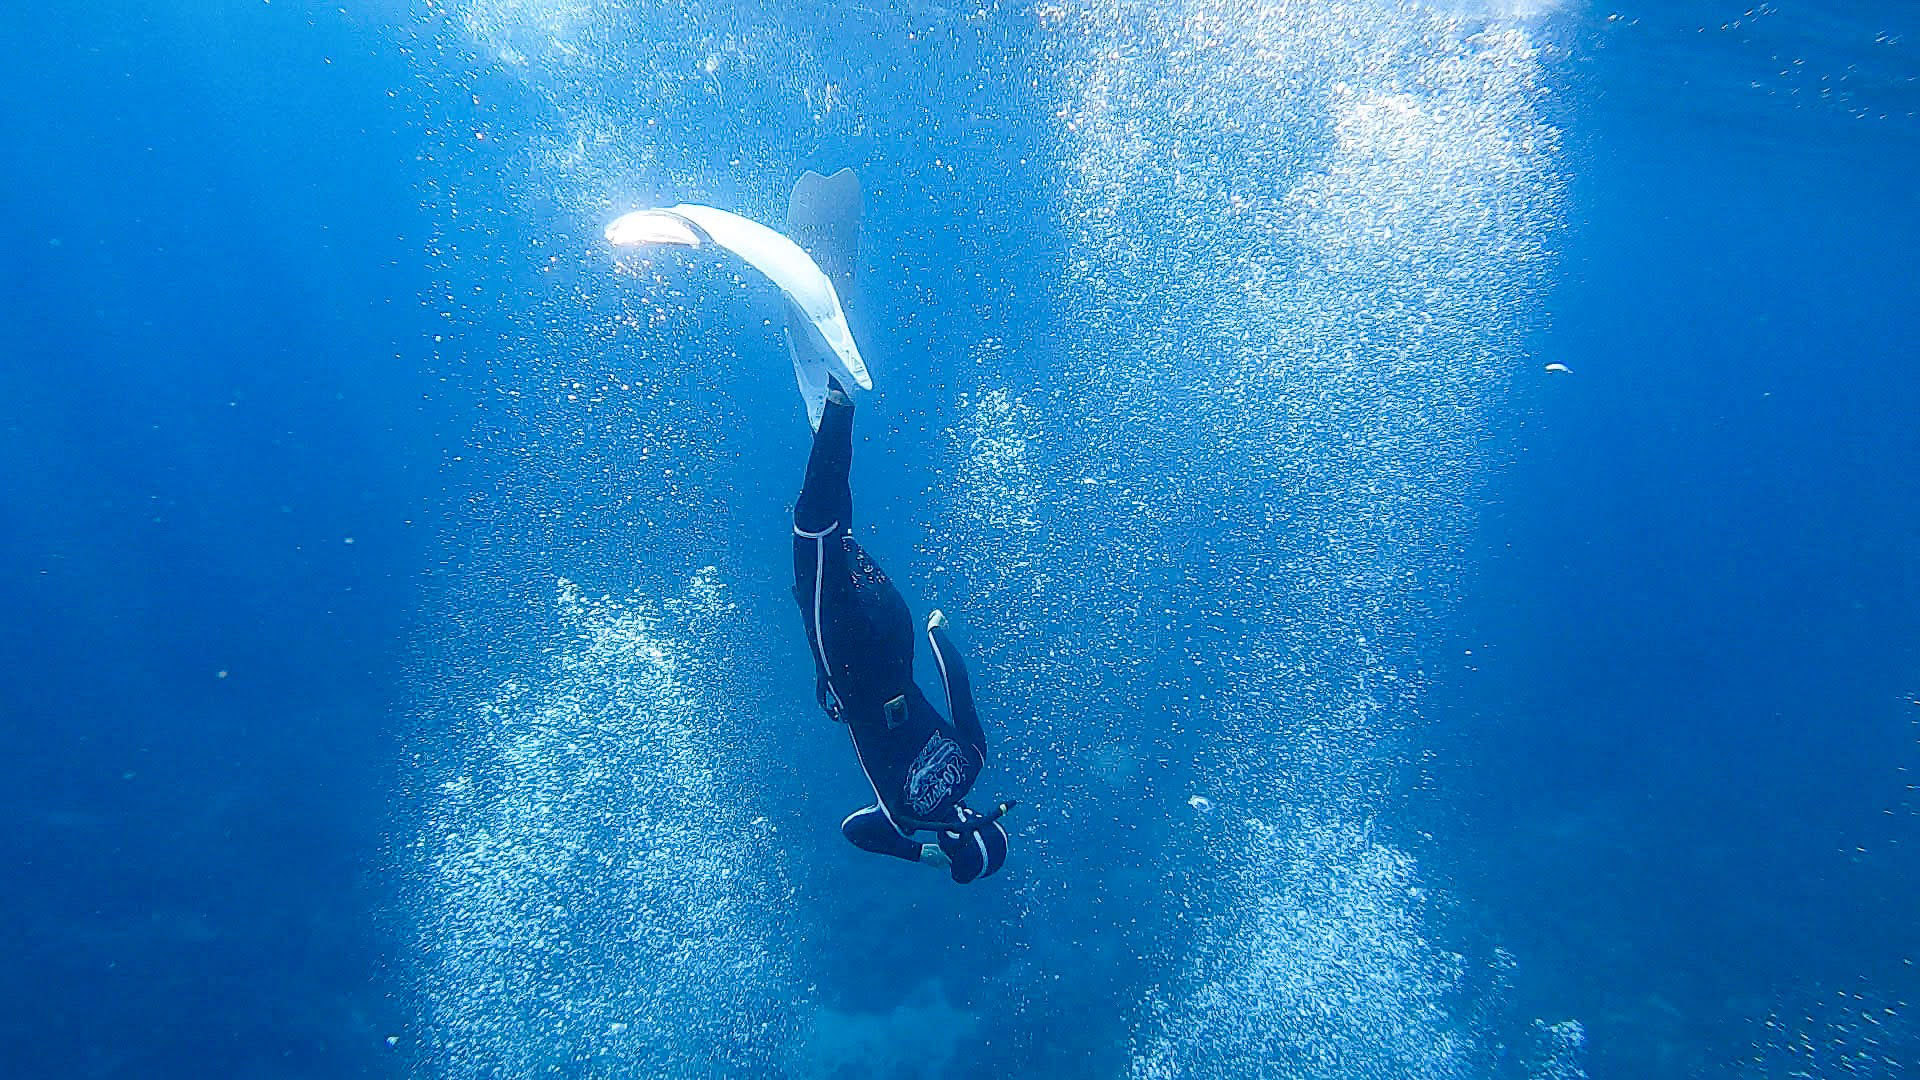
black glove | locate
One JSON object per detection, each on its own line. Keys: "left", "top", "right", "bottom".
{"left": 816, "top": 672, "right": 845, "bottom": 722}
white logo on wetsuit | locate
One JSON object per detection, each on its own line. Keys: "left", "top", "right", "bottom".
{"left": 905, "top": 733, "right": 967, "bottom": 815}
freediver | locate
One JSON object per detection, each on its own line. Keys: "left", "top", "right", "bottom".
{"left": 604, "top": 170, "right": 1014, "bottom": 883}
{"left": 792, "top": 370, "right": 1013, "bottom": 884}
{"left": 783, "top": 169, "right": 1012, "bottom": 884}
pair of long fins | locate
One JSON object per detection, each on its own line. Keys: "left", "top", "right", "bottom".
{"left": 603, "top": 169, "right": 871, "bottom": 429}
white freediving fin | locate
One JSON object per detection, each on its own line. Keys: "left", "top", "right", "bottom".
{"left": 604, "top": 197, "right": 873, "bottom": 414}
{"left": 787, "top": 168, "right": 862, "bottom": 303}
{"left": 785, "top": 168, "right": 865, "bottom": 429}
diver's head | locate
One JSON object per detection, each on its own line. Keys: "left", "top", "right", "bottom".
{"left": 937, "top": 803, "right": 1010, "bottom": 884}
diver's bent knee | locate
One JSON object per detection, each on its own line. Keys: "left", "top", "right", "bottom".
{"left": 841, "top": 804, "right": 905, "bottom": 850}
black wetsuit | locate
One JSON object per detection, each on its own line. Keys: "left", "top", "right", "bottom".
{"left": 792, "top": 390, "right": 1008, "bottom": 882}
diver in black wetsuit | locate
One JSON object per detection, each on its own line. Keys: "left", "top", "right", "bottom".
{"left": 792, "top": 376, "right": 1012, "bottom": 884}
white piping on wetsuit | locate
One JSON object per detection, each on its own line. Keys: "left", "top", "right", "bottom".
{"left": 797, "top": 521, "right": 846, "bottom": 716}
{"left": 928, "top": 625, "right": 957, "bottom": 730}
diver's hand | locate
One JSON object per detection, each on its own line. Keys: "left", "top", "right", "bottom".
{"left": 926, "top": 609, "right": 949, "bottom": 632}
{"left": 919, "top": 843, "right": 951, "bottom": 870}
{"left": 816, "top": 674, "right": 846, "bottom": 723}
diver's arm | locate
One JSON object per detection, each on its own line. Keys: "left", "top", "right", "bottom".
{"left": 925, "top": 610, "right": 985, "bottom": 762}
{"left": 792, "top": 594, "right": 844, "bottom": 722}
{"left": 792, "top": 390, "right": 858, "bottom": 720}
{"left": 814, "top": 668, "right": 843, "bottom": 721}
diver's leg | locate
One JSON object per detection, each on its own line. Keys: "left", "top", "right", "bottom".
{"left": 794, "top": 529, "right": 853, "bottom": 719}
{"left": 794, "top": 380, "right": 858, "bottom": 716}
{"left": 793, "top": 377, "right": 855, "bottom": 536}
{"left": 927, "top": 612, "right": 985, "bottom": 763}
{"left": 841, "top": 805, "right": 924, "bottom": 862}
{"left": 841, "top": 538, "right": 915, "bottom": 695}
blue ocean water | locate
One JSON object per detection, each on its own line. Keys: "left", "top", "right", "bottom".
{"left": 2, "top": 2, "right": 1914, "bottom": 1078}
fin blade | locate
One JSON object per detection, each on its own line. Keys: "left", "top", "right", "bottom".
{"left": 787, "top": 168, "right": 863, "bottom": 314}
{"left": 785, "top": 168, "right": 870, "bottom": 407}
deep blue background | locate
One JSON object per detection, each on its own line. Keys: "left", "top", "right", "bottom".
{"left": 1, "top": 3, "right": 433, "bottom": 1076}
{"left": 2, "top": 2, "right": 1914, "bottom": 1078}
{"left": 1433, "top": 6, "right": 1920, "bottom": 1073}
